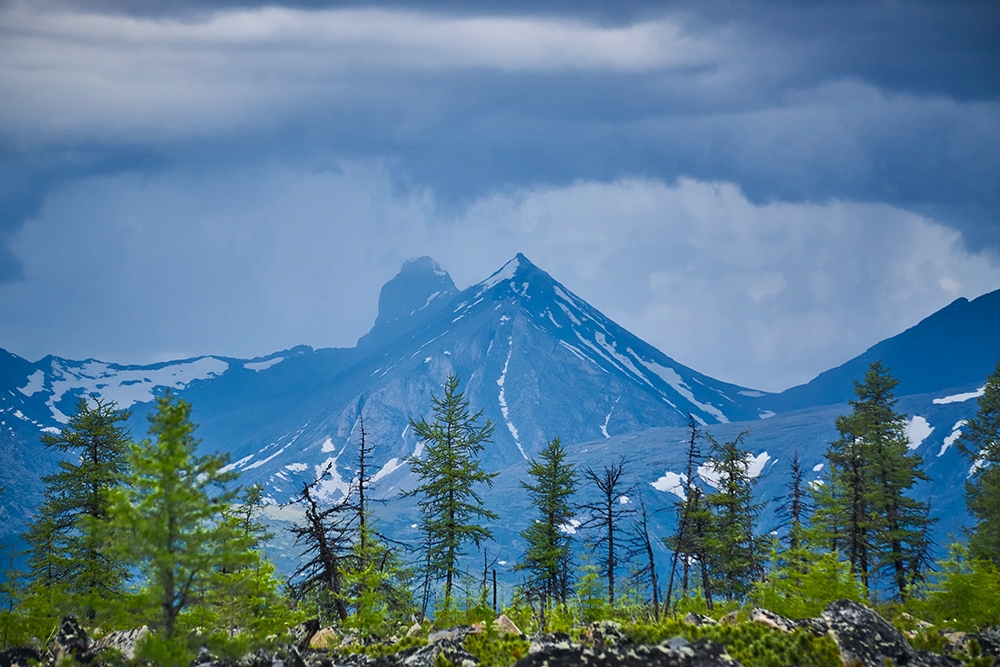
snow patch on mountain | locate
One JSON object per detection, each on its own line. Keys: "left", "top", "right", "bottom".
{"left": 600, "top": 395, "right": 620, "bottom": 438}
{"left": 245, "top": 357, "right": 284, "bottom": 372}
{"left": 18, "top": 370, "right": 45, "bottom": 396}
{"left": 698, "top": 451, "right": 770, "bottom": 488}
{"left": 314, "top": 457, "right": 352, "bottom": 500}
{"left": 558, "top": 518, "right": 582, "bottom": 535}
{"left": 44, "top": 357, "right": 230, "bottom": 422}
{"left": 940, "top": 421, "right": 967, "bottom": 457}
{"left": 933, "top": 387, "right": 985, "bottom": 404}
{"left": 906, "top": 416, "right": 934, "bottom": 450}
{"left": 497, "top": 343, "right": 527, "bottom": 460}
{"left": 650, "top": 471, "right": 686, "bottom": 499}
{"left": 478, "top": 256, "right": 521, "bottom": 294}
{"left": 643, "top": 360, "right": 728, "bottom": 423}
{"left": 747, "top": 451, "right": 771, "bottom": 477}
{"left": 372, "top": 457, "right": 404, "bottom": 483}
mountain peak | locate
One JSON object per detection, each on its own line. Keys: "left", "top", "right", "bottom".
{"left": 357, "top": 257, "right": 458, "bottom": 348}
{"left": 475, "top": 253, "right": 554, "bottom": 295}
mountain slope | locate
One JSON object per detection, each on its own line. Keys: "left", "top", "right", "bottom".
{"left": 768, "top": 288, "right": 1000, "bottom": 411}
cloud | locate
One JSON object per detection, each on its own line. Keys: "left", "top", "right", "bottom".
{"left": 2, "top": 165, "right": 997, "bottom": 392}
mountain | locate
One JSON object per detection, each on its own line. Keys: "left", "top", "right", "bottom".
{"left": 2, "top": 254, "right": 998, "bottom": 574}
{"left": 767, "top": 289, "right": 1000, "bottom": 411}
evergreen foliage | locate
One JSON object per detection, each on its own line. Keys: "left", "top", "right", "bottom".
{"left": 22, "top": 398, "right": 132, "bottom": 622}
{"left": 403, "top": 374, "right": 498, "bottom": 616}
{"left": 752, "top": 548, "right": 863, "bottom": 618}
{"left": 515, "top": 437, "right": 577, "bottom": 612}
{"left": 811, "top": 361, "right": 934, "bottom": 601}
{"left": 108, "top": 390, "right": 242, "bottom": 640}
{"left": 703, "top": 431, "right": 770, "bottom": 603}
{"left": 957, "top": 357, "right": 1000, "bottom": 563}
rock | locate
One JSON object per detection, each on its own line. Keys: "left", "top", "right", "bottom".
{"left": 48, "top": 616, "right": 90, "bottom": 664}
{"left": 428, "top": 625, "right": 480, "bottom": 644}
{"left": 684, "top": 613, "right": 718, "bottom": 627}
{"left": 0, "top": 647, "right": 44, "bottom": 667}
{"left": 310, "top": 627, "right": 338, "bottom": 650}
{"left": 494, "top": 614, "right": 522, "bottom": 637}
{"left": 821, "top": 600, "right": 961, "bottom": 667}
{"left": 514, "top": 637, "right": 737, "bottom": 667}
{"left": 972, "top": 627, "right": 1000, "bottom": 660}
{"left": 405, "top": 623, "right": 422, "bottom": 638}
{"left": 370, "top": 636, "right": 477, "bottom": 667}
{"left": 584, "top": 620, "right": 629, "bottom": 647}
{"left": 751, "top": 608, "right": 797, "bottom": 633}
{"left": 290, "top": 619, "right": 321, "bottom": 651}
{"left": 529, "top": 632, "right": 573, "bottom": 655}
{"left": 720, "top": 611, "right": 739, "bottom": 625}
{"left": 750, "top": 608, "right": 828, "bottom": 637}
{"left": 92, "top": 625, "right": 151, "bottom": 661}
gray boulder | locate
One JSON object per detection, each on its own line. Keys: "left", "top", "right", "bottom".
{"left": 822, "top": 600, "right": 961, "bottom": 667}
{"left": 513, "top": 637, "right": 737, "bottom": 667}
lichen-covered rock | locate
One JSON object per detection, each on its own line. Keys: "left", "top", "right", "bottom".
{"left": 92, "top": 625, "right": 150, "bottom": 661}
{"left": 514, "top": 637, "right": 737, "bottom": 667}
{"left": 427, "top": 625, "right": 481, "bottom": 645}
{"left": 972, "top": 627, "right": 1000, "bottom": 660}
{"left": 684, "top": 613, "right": 717, "bottom": 627}
{"left": 369, "top": 636, "right": 477, "bottom": 667}
{"left": 584, "top": 620, "right": 630, "bottom": 647}
{"left": 529, "top": 632, "right": 573, "bottom": 655}
{"left": 750, "top": 608, "right": 828, "bottom": 637}
{"left": 822, "top": 600, "right": 961, "bottom": 667}
{"left": 0, "top": 646, "right": 44, "bottom": 667}
{"left": 290, "top": 619, "right": 321, "bottom": 651}
{"left": 48, "top": 616, "right": 91, "bottom": 664}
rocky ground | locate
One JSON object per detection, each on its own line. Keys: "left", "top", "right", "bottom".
{"left": 2, "top": 601, "right": 998, "bottom": 667}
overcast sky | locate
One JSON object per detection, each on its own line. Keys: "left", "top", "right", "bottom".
{"left": 1, "top": 0, "right": 998, "bottom": 392}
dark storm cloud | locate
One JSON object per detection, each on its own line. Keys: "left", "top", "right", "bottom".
{"left": 0, "top": 0, "right": 998, "bottom": 389}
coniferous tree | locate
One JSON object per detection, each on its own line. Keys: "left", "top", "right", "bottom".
{"left": 515, "top": 437, "right": 577, "bottom": 613}
{"left": 109, "top": 391, "right": 242, "bottom": 639}
{"left": 342, "top": 417, "right": 414, "bottom": 635}
{"left": 664, "top": 416, "right": 707, "bottom": 607}
{"left": 775, "top": 450, "right": 811, "bottom": 552}
{"left": 208, "top": 484, "right": 293, "bottom": 639}
{"left": 23, "top": 397, "right": 132, "bottom": 621}
{"left": 703, "top": 431, "right": 769, "bottom": 602}
{"left": 578, "top": 457, "right": 636, "bottom": 607}
{"left": 403, "top": 374, "right": 498, "bottom": 614}
{"left": 811, "top": 361, "right": 933, "bottom": 601}
{"left": 957, "top": 357, "right": 1000, "bottom": 564}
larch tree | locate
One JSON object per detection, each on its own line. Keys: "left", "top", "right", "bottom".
{"left": 515, "top": 437, "right": 577, "bottom": 614}
{"left": 109, "top": 391, "right": 242, "bottom": 639}
{"left": 812, "top": 361, "right": 933, "bottom": 601}
{"left": 23, "top": 397, "right": 132, "bottom": 622}
{"left": 703, "top": 431, "right": 768, "bottom": 603}
{"left": 957, "top": 357, "right": 1000, "bottom": 564}
{"left": 402, "top": 374, "right": 498, "bottom": 615}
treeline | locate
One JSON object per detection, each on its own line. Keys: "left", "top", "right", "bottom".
{"left": 1, "top": 360, "right": 999, "bottom": 660}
